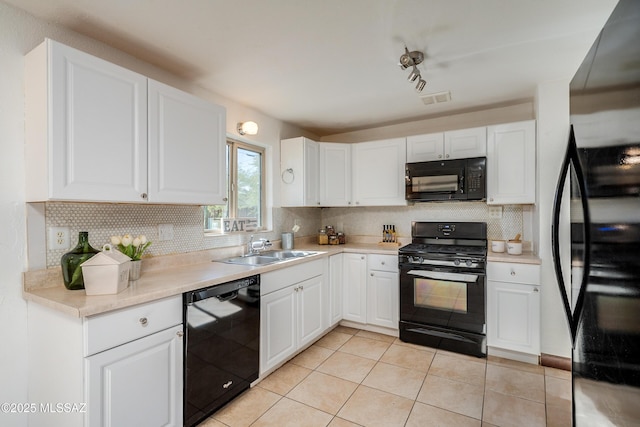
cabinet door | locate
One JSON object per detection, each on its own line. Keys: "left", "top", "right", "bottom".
{"left": 487, "top": 280, "right": 540, "bottom": 354}
{"left": 444, "top": 126, "right": 487, "bottom": 159}
{"left": 367, "top": 270, "right": 399, "bottom": 329}
{"left": 86, "top": 325, "right": 183, "bottom": 427}
{"left": 342, "top": 253, "right": 368, "bottom": 323}
{"left": 261, "top": 286, "right": 296, "bottom": 374}
{"left": 29, "top": 39, "right": 148, "bottom": 202}
{"left": 352, "top": 138, "right": 407, "bottom": 206}
{"left": 297, "top": 276, "right": 325, "bottom": 348}
{"left": 329, "top": 254, "right": 344, "bottom": 326}
{"left": 406, "top": 132, "right": 445, "bottom": 162}
{"left": 319, "top": 143, "right": 351, "bottom": 206}
{"left": 280, "top": 137, "right": 319, "bottom": 207}
{"left": 486, "top": 120, "right": 536, "bottom": 204}
{"left": 148, "top": 80, "right": 226, "bottom": 204}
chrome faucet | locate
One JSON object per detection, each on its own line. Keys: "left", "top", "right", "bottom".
{"left": 246, "top": 235, "right": 272, "bottom": 255}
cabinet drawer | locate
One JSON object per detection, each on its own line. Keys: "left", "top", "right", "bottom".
{"left": 367, "top": 254, "right": 398, "bottom": 273}
{"left": 261, "top": 258, "right": 325, "bottom": 295}
{"left": 84, "top": 295, "right": 182, "bottom": 356}
{"left": 487, "top": 262, "right": 540, "bottom": 285}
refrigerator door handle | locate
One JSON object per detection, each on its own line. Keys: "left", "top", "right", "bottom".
{"left": 551, "top": 126, "right": 591, "bottom": 346}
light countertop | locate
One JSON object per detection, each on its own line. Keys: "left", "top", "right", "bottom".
{"left": 23, "top": 241, "right": 540, "bottom": 318}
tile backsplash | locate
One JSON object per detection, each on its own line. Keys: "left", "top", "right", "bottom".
{"left": 43, "top": 202, "right": 523, "bottom": 267}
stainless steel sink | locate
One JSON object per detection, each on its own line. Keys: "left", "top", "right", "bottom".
{"left": 217, "top": 250, "right": 318, "bottom": 266}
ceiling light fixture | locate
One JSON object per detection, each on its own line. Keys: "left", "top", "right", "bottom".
{"left": 237, "top": 121, "right": 259, "bottom": 135}
{"left": 399, "top": 47, "right": 427, "bottom": 92}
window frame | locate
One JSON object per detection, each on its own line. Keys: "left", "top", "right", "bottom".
{"left": 204, "top": 138, "right": 266, "bottom": 233}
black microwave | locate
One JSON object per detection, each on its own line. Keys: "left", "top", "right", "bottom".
{"left": 405, "top": 157, "right": 486, "bottom": 202}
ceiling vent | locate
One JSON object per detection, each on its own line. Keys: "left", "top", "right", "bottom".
{"left": 420, "top": 91, "right": 452, "bottom": 106}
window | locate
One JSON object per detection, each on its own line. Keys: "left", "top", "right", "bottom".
{"left": 204, "top": 139, "right": 265, "bottom": 232}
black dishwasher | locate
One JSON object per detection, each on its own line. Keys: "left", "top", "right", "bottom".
{"left": 183, "top": 275, "right": 260, "bottom": 427}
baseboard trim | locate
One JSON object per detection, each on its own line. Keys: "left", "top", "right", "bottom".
{"left": 541, "top": 353, "right": 572, "bottom": 371}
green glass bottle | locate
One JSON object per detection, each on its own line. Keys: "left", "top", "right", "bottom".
{"left": 61, "top": 231, "right": 99, "bottom": 290}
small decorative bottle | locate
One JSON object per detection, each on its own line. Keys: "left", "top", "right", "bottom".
{"left": 61, "top": 231, "right": 100, "bottom": 290}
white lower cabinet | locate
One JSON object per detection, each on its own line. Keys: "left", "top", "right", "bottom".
{"left": 86, "top": 325, "right": 183, "bottom": 427}
{"left": 27, "top": 295, "right": 183, "bottom": 427}
{"left": 487, "top": 262, "right": 541, "bottom": 360}
{"left": 329, "top": 254, "right": 344, "bottom": 326}
{"left": 366, "top": 255, "right": 399, "bottom": 329}
{"left": 342, "top": 253, "right": 368, "bottom": 323}
{"left": 342, "top": 253, "right": 399, "bottom": 331}
{"left": 260, "top": 259, "right": 328, "bottom": 375}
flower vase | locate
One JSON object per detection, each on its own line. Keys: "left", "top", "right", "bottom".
{"left": 129, "top": 260, "right": 142, "bottom": 282}
{"left": 61, "top": 232, "right": 100, "bottom": 290}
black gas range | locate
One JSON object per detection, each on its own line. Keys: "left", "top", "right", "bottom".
{"left": 399, "top": 221, "right": 488, "bottom": 357}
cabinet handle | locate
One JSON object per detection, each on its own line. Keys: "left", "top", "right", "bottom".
{"left": 139, "top": 317, "right": 148, "bottom": 326}
{"left": 438, "top": 154, "right": 442, "bottom": 159}
{"left": 222, "top": 381, "right": 233, "bottom": 389}
{"left": 445, "top": 154, "right": 450, "bottom": 158}
{"left": 140, "top": 193, "right": 148, "bottom": 200}
{"left": 490, "top": 198, "right": 494, "bottom": 202}
{"left": 176, "top": 331, "right": 184, "bottom": 338}
{"left": 533, "top": 288, "right": 539, "bottom": 292}
{"left": 370, "top": 273, "right": 374, "bottom": 276}
{"left": 361, "top": 256, "right": 365, "bottom": 260}
{"left": 300, "top": 285, "right": 304, "bottom": 291}
{"left": 381, "top": 261, "right": 385, "bottom": 265}
{"left": 223, "top": 197, "right": 228, "bottom": 202}
{"left": 510, "top": 270, "right": 516, "bottom": 276}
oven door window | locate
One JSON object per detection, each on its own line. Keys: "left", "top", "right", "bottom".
{"left": 415, "top": 278, "right": 467, "bottom": 313}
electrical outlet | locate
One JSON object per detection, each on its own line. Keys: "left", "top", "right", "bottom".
{"left": 488, "top": 206, "right": 503, "bottom": 219}
{"left": 158, "top": 224, "right": 174, "bottom": 241}
{"left": 49, "top": 227, "right": 70, "bottom": 250}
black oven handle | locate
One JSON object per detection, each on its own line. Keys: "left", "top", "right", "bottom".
{"left": 406, "top": 269, "right": 481, "bottom": 283}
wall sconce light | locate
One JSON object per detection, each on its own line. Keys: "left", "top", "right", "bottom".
{"left": 237, "top": 121, "right": 259, "bottom": 135}
{"left": 399, "top": 47, "right": 427, "bottom": 93}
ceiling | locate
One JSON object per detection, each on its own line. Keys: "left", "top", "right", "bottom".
{"left": 5, "top": 0, "right": 618, "bottom": 136}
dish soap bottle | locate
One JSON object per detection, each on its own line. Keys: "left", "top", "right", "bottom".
{"left": 61, "top": 231, "right": 100, "bottom": 290}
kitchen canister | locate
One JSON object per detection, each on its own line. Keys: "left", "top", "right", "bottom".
{"left": 491, "top": 240, "right": 505, "bottom": 253}
{"left": 282, "top": 232, "right": 294, "bottom": 250}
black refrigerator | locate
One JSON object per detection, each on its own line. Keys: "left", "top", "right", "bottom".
{"left": 552, "top": 0, "right": 640, "bottom": 425}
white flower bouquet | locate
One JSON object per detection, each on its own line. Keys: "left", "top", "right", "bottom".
{"left": 110, "top": 234, "right": 151, "bottom": 261}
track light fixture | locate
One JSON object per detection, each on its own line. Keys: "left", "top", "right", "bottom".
{"left": 399, "top": 47, "right": 427, "bottom": 92}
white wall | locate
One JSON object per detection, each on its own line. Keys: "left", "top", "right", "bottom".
{"left": 535, "top": 79, "right": 572, "bottom": 358}
{"left": 0, "top": 3, "right": 312, "bottom": 426}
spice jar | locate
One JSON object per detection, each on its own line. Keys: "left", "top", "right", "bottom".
{"left": 329, "top": 235, "right": 339, "bottom": 245}
{"left": 317, "top": 229, "right": 328, "bottom": 245}
{"left": 337, "top": 232, "right": 346, "bottom": 244}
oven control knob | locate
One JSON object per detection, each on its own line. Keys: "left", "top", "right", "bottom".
{"left": 454, "top": 259, "right": 461, "bottom": 266}
{"left": 465, "top": 260, "right": 473, "bottom": 267}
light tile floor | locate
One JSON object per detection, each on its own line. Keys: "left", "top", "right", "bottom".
{"left": 202, "top": 326, "right": 572, "bottom": 427}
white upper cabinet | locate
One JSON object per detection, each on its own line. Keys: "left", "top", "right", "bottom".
{"left": 486, "top": 120, "right": 536, "bottom": 205}
{"left": 407, "top": 127, "right": 486, "bottom": 162}
{"left": 352, "top": 138, "right": 407, "bottom": 206}
{"left": 281, "top": 137, "right": 319, "bottom": 207}
{"left": 147, "top": 80, "right": 226, "bottom": 204}
{"left": 444, "top": 126, "right": 487, "bottom": 159}
{"left": 406, "top": 132, "right": 445, "bottom": 162}
{"left": 319, "top": 142, "right": 352, "bottom": 206}
{"left": 25, "top": 39, "right": 226, "bottom": 204}
{"left": 25, "top": 39, "right": 148, "bottom": 202}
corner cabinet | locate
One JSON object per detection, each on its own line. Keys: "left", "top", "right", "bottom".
{"left": 352, "top": 138, "right": 407, "bottom": 206}
{"left": 319, "top": 143, "right": 352, "bottom": 206}
{"left": 27, "top": 296, "right": 183, "bottom": 427}
{"left": 280, "top": 137, "right": 319, "bottom": 207}
{"left": 487, "top": 262, "right": 540, "bottom": 362}
{"left": 486, "top": 120, "right": 536, "bottom": 205}
{"left": 25, "top": 38, "right": 225, "bottom": 205}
